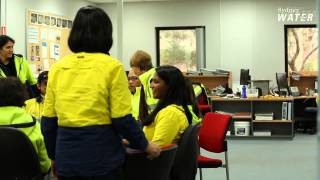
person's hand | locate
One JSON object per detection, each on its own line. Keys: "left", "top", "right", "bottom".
{"left": 51, "top": 160, "right": 57, "bottom": 178}
{"left": 145, "top": 142, "right": 161, "bottom": 160}
{"left": 122, "top": 139, "right": 130, "bottom": 146}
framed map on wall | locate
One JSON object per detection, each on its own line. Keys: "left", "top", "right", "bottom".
{"left": 285, "top": 24, "right": 318, "bottom": 77}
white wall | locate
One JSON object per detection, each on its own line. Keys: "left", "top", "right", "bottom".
{"left": 5, "top": 0, "right": 94, "bottom": 57}
{"left": 220, "top": 0, "right": 317, "bottom": 86}
{"left": 100, "top": 3, "right": 118, "bottom": 58}
{"left": 4, "top": 0, "right": 317, "bottom": 85}
{"left": 102, "top": 0, "right": 221, "bottom": 70}
{"left": 101, "top": 0, "right": 317, "bottom": 85}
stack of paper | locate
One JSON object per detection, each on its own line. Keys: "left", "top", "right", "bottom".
{"left": 253, "top": 130, "right": 272, "bottom": 136}
{"left": 233, "top": 112, "right": 251, "bottom": 119}
{"left": 255, "top": 112, "right": 274, "bottom": 120}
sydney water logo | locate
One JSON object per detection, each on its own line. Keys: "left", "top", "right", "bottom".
{"left": 277, "top": 8, "right": 313, "bottom": 22}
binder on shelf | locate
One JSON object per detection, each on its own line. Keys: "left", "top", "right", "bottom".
{"left": 282, "top": 102, "right": 288, "bottom": 120}
{"left": 226, "top": 131, "right": 231, "bottom": 136}
{"left": 287, "top": 102, "right": 292, "bottom": 120}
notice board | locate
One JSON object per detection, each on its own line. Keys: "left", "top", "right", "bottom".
{"left": 26, "top": 9, "right": 73, "bottom": 75}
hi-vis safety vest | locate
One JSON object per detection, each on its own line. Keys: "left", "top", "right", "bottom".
{"left": 193, "top": 83, "right": 209, "bottom": 104}
{"left": 131, "top": 86, "right": 141, "bottom": 120}
{"left": 0, "top": 55, "right": 37, "bottom": 85}
{"left": 138, "top": 68, "right": 159, "bottom": 112}
{"left": 0, "top": 106, "right": 51, "bottom": 173}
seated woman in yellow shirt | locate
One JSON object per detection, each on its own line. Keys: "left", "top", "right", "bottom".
{"left": 143, "top": 65, "right": 192, "bottom": 146}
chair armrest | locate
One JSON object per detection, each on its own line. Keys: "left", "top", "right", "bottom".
{"left": 126, "top": 144, "right": 177, "bottom": 154}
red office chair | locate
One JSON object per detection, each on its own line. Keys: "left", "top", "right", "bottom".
{"left": 197, "top": 112, "right": 232, "bottom": 180}
{"left": 194, "top": 83, "right": 211, "bottom": 116}
{"left": 198, "top": 95, "right": 211, "bottom": 115}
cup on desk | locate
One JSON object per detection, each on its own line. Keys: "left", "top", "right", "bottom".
{"left": 247, "top": 88, "right": 258, "bottom": 98}
{"left": 309, "top": 89, "right": 315, "bottom": 96}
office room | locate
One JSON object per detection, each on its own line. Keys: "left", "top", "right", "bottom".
{"left": 0, "top": 0, "right": 318, "bottom": 179}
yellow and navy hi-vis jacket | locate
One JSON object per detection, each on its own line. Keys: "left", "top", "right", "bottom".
{"left": 0, "top": 54, "right": 37, "bottom": 85}
{"left": 41, "top": 52, "right": 148, "bottom": 176}
{"left": 0, "top": 106, "right": 51, "bottom": 173}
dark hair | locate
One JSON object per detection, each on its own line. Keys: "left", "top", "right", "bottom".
{"left": 185, "top": 78, "right": 200, "bottom": 117}
{"left": 0, "top": 35, "right": 15, "bottom": 49}
{"left": 0, "top": 77, "right": 27, "bottom": 107}
{"left": 37, "top": 71, "right": 48, "bottom": 84}
{"left": 142, "top": 65, "right": 192, "bottom": 126}
{"left": 68, "top": 6, "right": 113, "bottom": 54}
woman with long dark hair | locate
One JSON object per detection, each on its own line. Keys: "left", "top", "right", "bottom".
{"left": 143, "top": 65, "right": 193, "bottom": 146}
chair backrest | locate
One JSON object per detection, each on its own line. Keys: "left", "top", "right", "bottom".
{"left": 193, "top": 82, "right": 209, "bottom": 105}
{"left": 123, "top": 144, "right": 178, "bottom": 180}
{"left": 198, "top": 112, "right": 231, "bottom": 153}
{"left": 0, "top": 127, "right": 41, "bottom": 179}
{"left": 171, "top": 124, "right": 200, "bottom": 180}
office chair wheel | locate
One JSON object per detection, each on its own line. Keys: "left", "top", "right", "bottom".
{"left": 308, "top": 128, "right": 317, "bottom": 135}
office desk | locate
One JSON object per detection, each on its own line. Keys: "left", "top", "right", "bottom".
{"left": 292, "top": 96, "right": 316, "bottom": 117}
{"left": 290, "top": 75, "right": 317, "bottom": 95}
{"left": 185, "top": 75, "right": 230, "bottom": 89}
{"left": 293, "top": 96, "right": 317, "bottom": 133}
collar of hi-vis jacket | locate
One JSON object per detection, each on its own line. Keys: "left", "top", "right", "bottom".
{"left": 139, "top": 68, "right": 156, "bottom": 98}
{"left": 0, "top": 54, "right": 23, "bottom": 78}
{"left": 0, "top": 106, "right": 36, "bottom": 128}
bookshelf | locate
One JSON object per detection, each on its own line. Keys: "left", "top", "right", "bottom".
{"left": 210, "top": 97, "right": 294, "bottom": 139}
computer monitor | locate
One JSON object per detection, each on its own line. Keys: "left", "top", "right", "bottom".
{"left": 240, "top": 69, "right": 250, "bottom": 85}
{"left": 276, "top": 73, "right": 290, "bottom": 95}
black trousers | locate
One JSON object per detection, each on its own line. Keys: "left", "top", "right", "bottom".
{"left": 58, "top": 169, "right": 123, "bottom": 180}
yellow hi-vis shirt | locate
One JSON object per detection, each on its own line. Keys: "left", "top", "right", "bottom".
{"left": 43, "top": 52, "right": 132, "bottom": 127}
{"left": 143, "top": 104, "right": 189, "bottom": 146}
{"left": 25, "top": 98, "right": 44, "bottom": 121}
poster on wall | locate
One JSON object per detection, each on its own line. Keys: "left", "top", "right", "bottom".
{"left": 26, "top": 9, "right": 73, "bottom": 75}
{"left": 285, "top": 24, "right": 318, "bottom": 77}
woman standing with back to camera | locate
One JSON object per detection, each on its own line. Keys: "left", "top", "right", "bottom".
{"left": 41, "top": 6, "right": 160, "bottom": 180}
